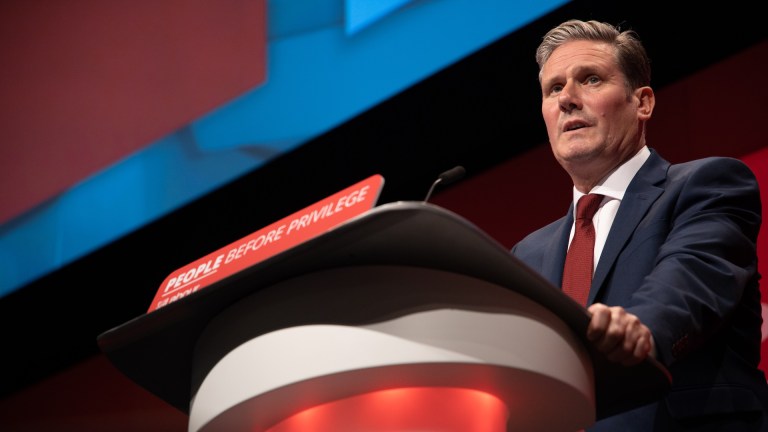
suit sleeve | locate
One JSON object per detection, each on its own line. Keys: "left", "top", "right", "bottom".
{"left": 625, "top": 157, "right": 762, "bottom": 366}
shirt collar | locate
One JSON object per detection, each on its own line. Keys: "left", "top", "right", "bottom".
{"left": 572, "top": 146, "right": 651, "bottom": 204}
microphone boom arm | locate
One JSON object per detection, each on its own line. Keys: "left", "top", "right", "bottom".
{"left": 424, "top": 166, "right": 466, "bottom": 202}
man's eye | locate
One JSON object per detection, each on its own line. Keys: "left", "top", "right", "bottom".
{"left": 586, "top": 76, "right": 600, "bottom": 84}
{"left": 551, "top": 84, "right": 563, "bottom": 94}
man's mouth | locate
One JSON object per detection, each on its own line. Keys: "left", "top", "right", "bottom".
{"left": 563, "top": 120, "right": 588, "bottom": 132}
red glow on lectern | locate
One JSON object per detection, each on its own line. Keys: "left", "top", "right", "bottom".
{"left": 265, "top": 387, "right": 508, "bottom": 432}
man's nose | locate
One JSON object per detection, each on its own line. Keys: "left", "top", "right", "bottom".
{"left": 558, "top": 81, "right": 580, "bottom": 112}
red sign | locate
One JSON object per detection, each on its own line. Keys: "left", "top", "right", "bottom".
{"left": 147, "top": 175, "right": 384, "bottom": 312}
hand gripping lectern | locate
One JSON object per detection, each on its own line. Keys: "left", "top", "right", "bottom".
{"left": 97, "top": 188, "right": 671, "bottom": 431}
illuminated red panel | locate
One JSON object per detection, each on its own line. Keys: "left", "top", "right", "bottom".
{"left": 741, "top": 146, "right": 768, "bottom": 375}
{"left": 266, "top": 387, "right": 509, "bottom": 432}
{"left": 0, "top": 0, "right": 266, "bottom": 225}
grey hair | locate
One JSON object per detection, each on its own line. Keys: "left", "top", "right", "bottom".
{"left": 536, "top": 19, "right": 651, "bottom": 90}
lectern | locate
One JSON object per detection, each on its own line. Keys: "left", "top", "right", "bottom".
{"left": 98, "top": 182, "right": 671, "bottom": 431}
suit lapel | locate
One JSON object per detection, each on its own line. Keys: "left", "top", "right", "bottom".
{"left": 541, "top": 213, "right": 573, "bottom": 286}
{"left": 588, "top": 151, "right": 668, "bottom": 304}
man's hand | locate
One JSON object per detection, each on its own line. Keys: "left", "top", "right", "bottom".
{"left": 586, "top": 303, "right": 656, "bottom": 366}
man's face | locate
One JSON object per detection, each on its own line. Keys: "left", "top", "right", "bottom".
{"left": 540, "top": 40, "right": 647, "bottom": 182}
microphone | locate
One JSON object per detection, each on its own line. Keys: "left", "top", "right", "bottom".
{"left": 424, "top": 165, "right": 466, "bottom": 202}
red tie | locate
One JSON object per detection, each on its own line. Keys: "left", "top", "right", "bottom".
{"left": 562, "top": 194, "right": 604, "bottom": 306}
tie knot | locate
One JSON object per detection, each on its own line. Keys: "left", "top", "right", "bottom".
{"left": 576, "top": 194, "right": 603, "bottom": 220}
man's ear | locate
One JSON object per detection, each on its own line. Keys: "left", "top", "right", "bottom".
{"left": 636, "top": 86, "right": 655, "bottom": 120}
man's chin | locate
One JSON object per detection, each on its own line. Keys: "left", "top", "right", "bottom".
{"left": 555, "top": 143, "right": 599, "bottom": 163}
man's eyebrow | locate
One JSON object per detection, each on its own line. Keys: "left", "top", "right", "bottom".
{"left": 542, "top": 63, "right": 604, "bottom": 84}
{"left": 568, "top": 63, "right": 601, "bottom": 77}
{"left": 540, "top": 72, "right": 562, "bottom": 89}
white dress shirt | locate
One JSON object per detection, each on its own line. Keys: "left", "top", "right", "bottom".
{"left": 569, "top": 146, "right": 651, "bottom": 271}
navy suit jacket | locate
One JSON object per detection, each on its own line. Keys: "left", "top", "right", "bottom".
{"left": 512, "top": 149, "right": 768, "bottom": 431}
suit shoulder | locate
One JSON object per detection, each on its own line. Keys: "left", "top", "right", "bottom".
{"left": 668, "top": 156, "right": 758, "bottom": 184}
{"left": 514, "top": 216, "right": 567, "bottom": 249}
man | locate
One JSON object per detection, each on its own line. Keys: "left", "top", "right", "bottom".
{"left": 512, "top": 19, "right": 768, "bottom": 431}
